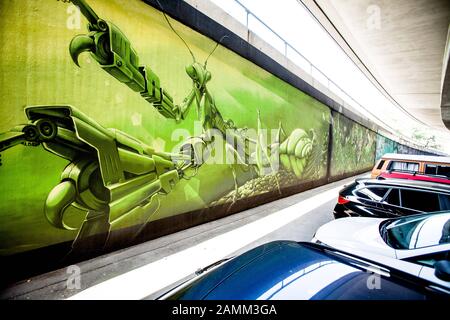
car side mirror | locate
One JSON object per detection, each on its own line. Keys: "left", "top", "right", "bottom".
{"left": 434, "top": 260, "right": 450, "bottom": 281}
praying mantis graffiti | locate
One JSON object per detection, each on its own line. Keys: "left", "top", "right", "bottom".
{"left": 0, "top": 0, "right": 316, "bottom": 253}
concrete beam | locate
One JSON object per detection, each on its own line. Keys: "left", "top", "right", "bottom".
{"left": 441, "top": 26, "right": 450, "bottom": 130}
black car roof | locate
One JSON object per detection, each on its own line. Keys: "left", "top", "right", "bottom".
{"left": 356, "top": 178, "right": 450, "bottom": 193}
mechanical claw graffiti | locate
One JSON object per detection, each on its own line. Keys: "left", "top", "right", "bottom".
{"left": 0, "top": 0, "right": 319, "bottom": 254}
{"left": 0, "top": 105, "right": 183, "bottom": 251}
{"left": 67, "top": 0, "right": 314, "bottom": 175}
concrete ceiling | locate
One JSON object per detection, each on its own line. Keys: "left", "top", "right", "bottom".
{"left": 300, "top": 0, "right": 450, "bottom": 131}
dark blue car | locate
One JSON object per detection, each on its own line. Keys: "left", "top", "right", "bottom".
{"left": 159, "top": 241, "right": 449, "bottom": 300}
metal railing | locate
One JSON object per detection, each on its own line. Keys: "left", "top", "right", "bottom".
{"left": 224, "top": 0, "right": 428, "bottom": 151}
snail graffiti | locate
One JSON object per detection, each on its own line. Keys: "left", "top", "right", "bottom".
{"left": 0, "top": 0, "right": 330, "bottom": 257}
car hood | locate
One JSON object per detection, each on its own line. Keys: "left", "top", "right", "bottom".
{"left": 315, "top": 217, "right": 396, "bottom": 258}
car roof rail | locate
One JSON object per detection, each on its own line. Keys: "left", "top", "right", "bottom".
{"left": 387, "top": 169, "right": 450, "bottom": 180}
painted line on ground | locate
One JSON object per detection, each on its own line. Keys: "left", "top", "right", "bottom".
{"left": 68, "top": 184, "right": 344, "bottom": 300}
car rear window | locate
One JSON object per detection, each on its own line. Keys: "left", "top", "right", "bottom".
{"left": 400, "top": 189, "right": 440, "bottom": 212}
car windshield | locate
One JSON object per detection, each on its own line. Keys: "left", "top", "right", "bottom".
{"left": 380, "top": 212, "right": 450, "bottom": 250}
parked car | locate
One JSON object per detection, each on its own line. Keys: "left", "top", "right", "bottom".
{"left": 312, "top": 212, "right": 450, "bottom": 288}
{"left": 334, "top": 178, "right": 450, "bottom": 219}
{"left": 158, "top": 241, "right": 449, "bottom": 300}
{"left": 371, "top": 153, "right": 450, "bottom": 181}
{"left": 377, "top": 170, "right": 450, "bottom": 185}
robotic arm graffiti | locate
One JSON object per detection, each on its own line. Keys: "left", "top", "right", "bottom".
{"left": 0, "top": 105, "right": 186, "bottom": 252}
{"left": 68, "top": 0, "right": 315, "bottom": 176}
{"left": 69, "top": 0, "right": 183, "bottom": 121}
{"left": 0, "top": 0, "right": 318, "bottom": 254}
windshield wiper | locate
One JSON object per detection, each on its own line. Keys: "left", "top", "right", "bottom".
{"left": 195, "top": 257, "right": 234, "bottom": 275}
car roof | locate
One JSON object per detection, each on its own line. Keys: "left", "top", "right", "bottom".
{"left": 382, "top": 153, "right": 450, "bottom": 164}
{"left": 161, "top": 241, "right": 449, "bottom": 300}
{"left": 357, "top": 178, "right": 450, "bottom": 193}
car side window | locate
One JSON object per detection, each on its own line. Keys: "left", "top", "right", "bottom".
{"left": 355, "top": 191, "right": 370, "bottom": 200}
{"left": 356, "top": 187, "right": 388, "bottom": 201}
{"left": 384, "top": 188, "right": 400, "bottom": 206}
{"left": 400, "top": 189, "right": 440, "bottom": 212}
{"left": 437, "top": 165, "right": 450, "bottom": 178}
{"left": 425, "top": 164, "right": 450, "bottom": 178}
{"left": 404, "top": 251, "right": 450, "bottom": 268}
{"left": 425, "top": 164, "right": 437, "bottom": 175}
{"left": 388, "top": 161, "right": 419, "bottom": 172}
{"left": 376, "top": 160, "right": 385, "bottom": 170}
{"left": 439, "top": 194, "right": 450, "bottom": 211}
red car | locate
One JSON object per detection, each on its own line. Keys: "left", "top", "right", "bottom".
{"left": 377, "top": 170, "right": 450, "bottom": 185}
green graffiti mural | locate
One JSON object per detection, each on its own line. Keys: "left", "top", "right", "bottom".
{"left": 375, "top": 135, "right": 398, "bottom": 160}
{"left": 330, "top": 112, "right": 376, "bottom": 177}
{"left": 0, "top": 0, "right": 330, "bottom": 257}
{"left": 376, "top": 135, "right": 427, "bottom": 159}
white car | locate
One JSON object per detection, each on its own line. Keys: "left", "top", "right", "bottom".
{"left": 312, "top": 212, "right": 450, "bottom": 288}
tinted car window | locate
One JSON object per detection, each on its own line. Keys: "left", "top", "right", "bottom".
{"left": 400, "top": 189, "right": 440, "bottom": 212}
{"left": 355, "top": 191, "right": 370, "bottom": 200}
{"left": 376, "top": 160, "right": 385, "bottom": 170}
{"left": 405, "top": 251, "right": 450, "bottom": 268}
{"left": 381, "top": 213, "right": 450, "bottom": 249}
{"left": 369, "top": 187, "right": 389, "bottom": 198}
{"left": 384, "top": 188, "right": 400, "bottom": 206}
{"left": 425, "top": 164, "right": 437, "bottom": 175}
{"left": 437, "top": 165, "right": 450, "bottom": 178}
{"left": 439, "top": 194, "right": 450, "bottom": 211}
{"left": 357, "top": 187, "right": 388, "bottom": 201}
{"left": 425, "top": 164, "right": 437, "bottom": 174}
{"left": 425, "top": 164, "right": 450, "bottom": 178}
